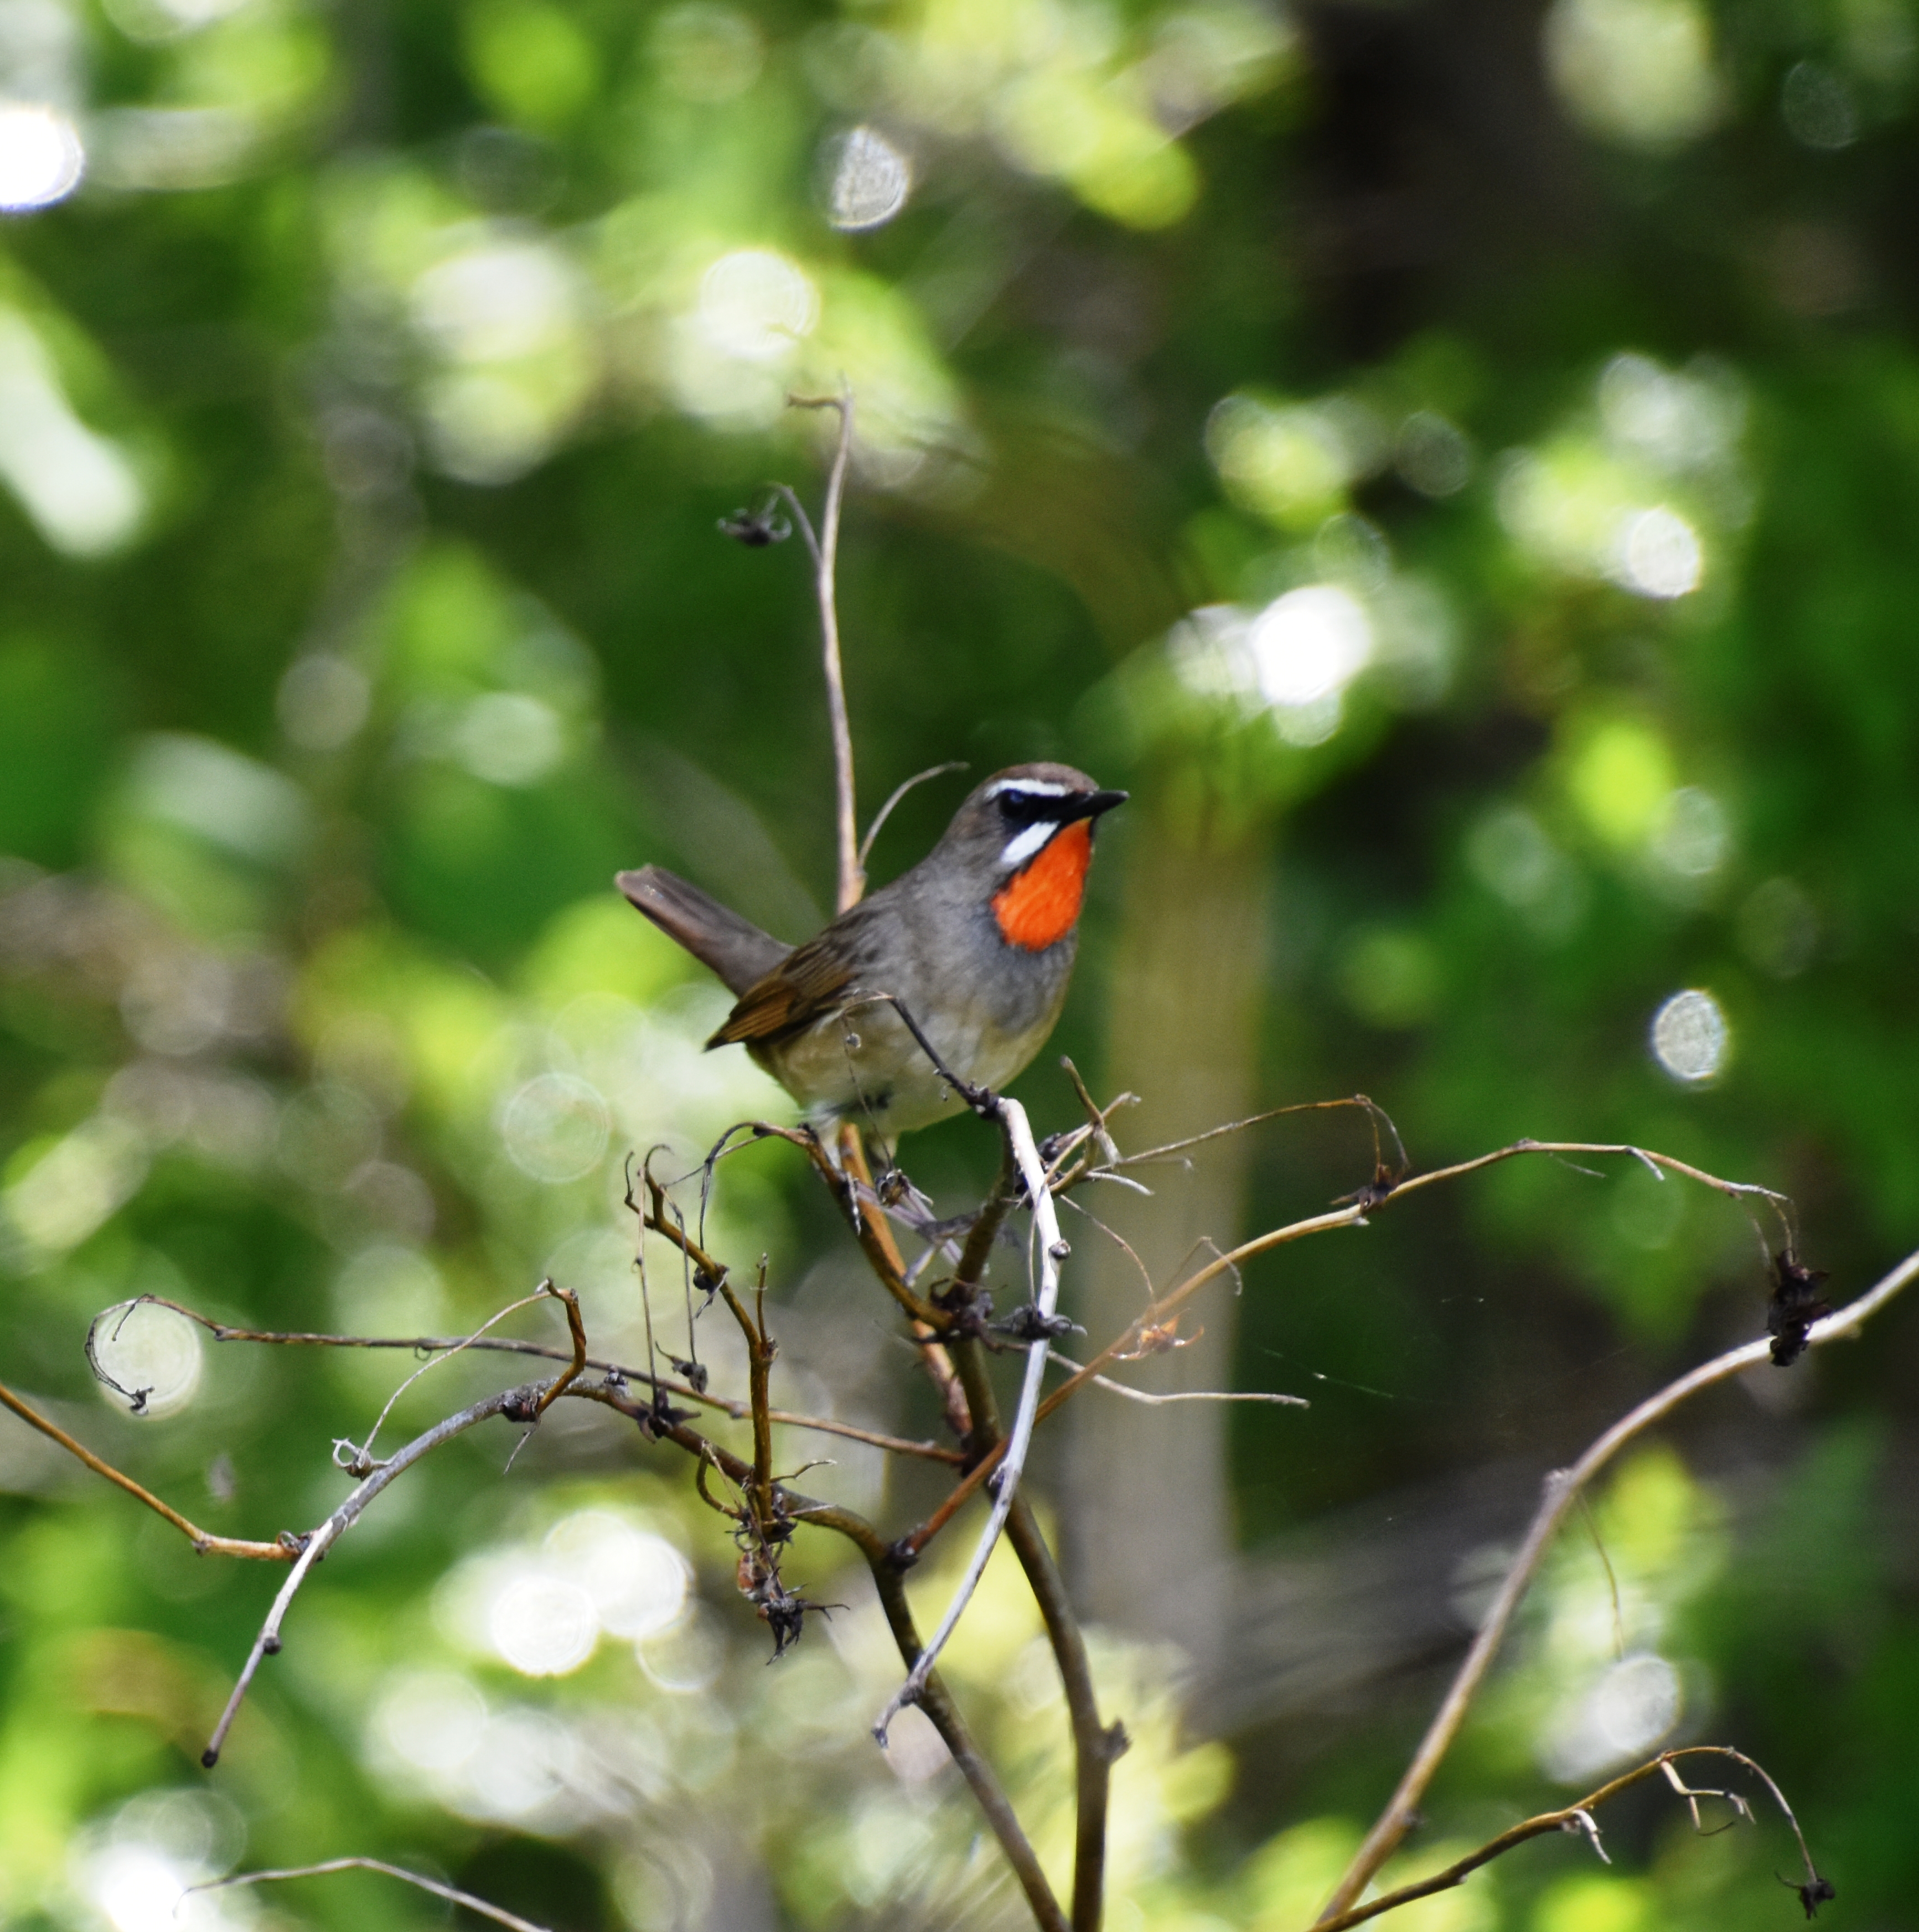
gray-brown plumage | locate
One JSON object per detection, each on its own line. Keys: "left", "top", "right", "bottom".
{"left": 617, "top": 762, "right": 1125, "bottom": 1141}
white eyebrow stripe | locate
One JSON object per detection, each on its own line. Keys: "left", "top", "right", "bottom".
{"left": 985, "top": 778, "right": 1072, "bottom": 799}
{"left": 1000, "top": 821, "right": 1057, "bottom": 869}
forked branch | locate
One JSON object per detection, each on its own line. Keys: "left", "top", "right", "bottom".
{"left": 1313, "top": 1746, "right": 1828, "bottom": 1932}
{"left": 1316, "top": 1237, "right": 1919, "bottom": 1920}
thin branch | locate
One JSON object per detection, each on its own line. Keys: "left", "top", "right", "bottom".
{"left": 335, "top": 1288, "right": 552, "bottom": 1474}
{"left": 835, "top": 1121, "right": 974, "bottom": 1441}
{"left": 0, "top": 1381, "right": 294, "bottom": 1562}
{"left": 859, "top": 761, "right": 969, "bottom": 870}
{"left": 1316, "top": 1239, "right": 1919, "bottom": 1920}
{"left": 796, "top": 1497, "right": 1069, "bottom": 1932}
{"left": 126, "top": 1292, "right": 961, "bottom": 1464}
{"left": 1383, "top": 1139, "right": 1796, "bottom": 1245}
{"left": 788, "top": 389, "right": 861, "bottom": 912}
{"left": 190, "top": 1860, "right": 552, "bottom": 1932}
{"left": 530, "top": 1282, "right": 587, "bottom": 1417}
{"left": 1047, "top": 1356, "right": 1308, "bottom": 1407}
{"left": 1312, "top": 1746, "right": 1824, "bottom": 1932}
{"left": 1005, "top": 1500, "right": 1125, "bottom": 1932}
{"left": 576, "top": 1379, "right": 1064, "bottom": 1932}
{"left": 203, "top": 1380, "right": 542, "bottom": 1764}
{"left": 1103, "top": 1095, "right": 1385, "bottom": 1174}
{"left": 876, "top": 1097, "right": 1064, "bottom": 1733}
{"left": 906, "top": 1138, "right": 1812, "bottom": 1558}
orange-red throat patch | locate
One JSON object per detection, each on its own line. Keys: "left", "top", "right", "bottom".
{"left": 993, "top": 820, "right": 1092, "bottom": 952}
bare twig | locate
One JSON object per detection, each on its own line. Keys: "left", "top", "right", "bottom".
{"left": 1312, "top": 1746, "right": 1825, "bottom": 1932}
{"left": 336, "top": 1287, "right": 552, "bottom": 1474}
{"left": 907, "top": 1138, "right": 1816, "bottom": 1558}
{"left": 110, "top": 1294, "right": 961, "bottom": 1463}
{"left": 530, "top": 1282, "right": 587, "bottom": 1417}
{"left": 0, "top": 1381, "right": 293, "bottom": 1561}
{"left": 190, "top": 1858, "right": 552, "bottom": 1932}
{"left": 1316, "top": 1239, "right": 1919, "bottom": 1920}
{"left": 1047, "top": 1355, "right": 1308, "bottom": 1407}
{"left": 203, "top": 1380, "right": 544, "bottom": 1764}
{"left": 576, "top": 1378, "right": 1064, "bottom": 1930}
{"left": 788, "top": 389, "right": 861, "bottom": 912}
{"left": 796, "top": 1497, "right": 1069, "bottom": 1932}
{"left": 859, "top": 760, "right": 969, "bottom": 869}
{"left": 876, "top": 1096, "right": 1064, "bottom": 1733}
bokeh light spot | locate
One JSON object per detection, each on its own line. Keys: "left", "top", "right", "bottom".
{"left": 652, "top": 2, "right": 763, "bottom": 101}
{"left": 501, "top": 1071, "right": 609, "bottom": 1182}
{"left": 1394, "top": 410, "right": 1472, "bottom": 497}
{"left": 545, "top": 1509, "right": 690, "bottom": 1639}
{"left": 452, "top": 691, "right": 564, "bottom": 786}
{"left": 489, "top": 1570, "right": 599, "bottom": 1675}
{"left": 1651, "top": 785, "right": 1728, "bottom": 878}
{"left": 823, "top": 125, "right": 912, "bottom": 231}
{"left": 1545, "top": 0, "right": 1721, "bottom": 150}
{"left": 1650, "top": 988, "right": 1729, "bottom": 1083}
{"left": 1782, "top": 60, "right": 1858, "bottom": 151}
{"left": 1612, "top": 505, "right": 1701, "bottom": 598}
{"left": 0, "top": 103, "right": 83, "bottom": 209}
{"left": 697, "top": 250, "right": 818, "bottom": 362}
{"left": 1248, "top": 584, "right": 1373, "bottom": 710}
{"left": 277, "top": 655, "right": 370, "bottom": 752}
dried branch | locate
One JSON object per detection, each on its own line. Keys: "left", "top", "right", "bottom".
{"left": 876, "top": 1096, "right": 1066, "bottom": 1733}
{"left": 1312, "top": 1746, "right": 1827, "bottom": 1932}
{"left": 1046, "top": 1355, "right": 1308, "bottom": 1407}
{"left": 795, "top": 1496, "right": 1070, "bottom": 1932}
{"left": 906, "top": 1136, "right": 1815, "bottom": 1559}
{"left": 335, "top": 1287, "right": 554, "bottom": 1474}
{"left": 203, "top": 1378, "right": 546, "bottom": 1764}
{"left": 190, "top": 1858, "right": 553, "bottom": 1932}
{"left": 787, "top": 389, "right": 861, "bottom": 913}
{"left": 577, "top": 1379, "right": 1064, "bottom": 1930}
{"left": 0, "top": 1380, "right": 294, "bottom": 1561}
{"left": 126, "top": 1291, "right": 961, "bottom": 1464}
{"left": 836, "top": 1120, "right": 975, "bottom": 1442}
{"left": 860, "top": 760, "right": 969, "bottom": 869}
{"left": 1316, "top": 1238, "right": 1919, "bottom": 1920}
{"left": 530, "top": 1282, "right": 587, "bottom": 1417}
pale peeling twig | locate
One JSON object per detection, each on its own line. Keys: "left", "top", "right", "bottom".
{"left": 0, "top": 1380, "right": 294, "bottom": 1562}
{"left": 189, "top": 1858, "right": 552, "bottom": 1932}
{"left": 875, "top": 1095, "right": 1063, "bottom": 1741}
{"left": 1046, "top": 1354, "right": 1308, "bottom": 1407}
{"left": 860, "top": 761, "right": 969, "bottom": 869}
{"left": 788, "top": 389, "right": 861, "bottom": 913}
{"left": 1313, "top": 1746, "right": 1825, "bottom": 1932}
{"left": 1316, "top": 1241, "right": 1919, "bottom": 1921}
{"left": 203, "top": 1380, "right": 542, "bottom": 1764}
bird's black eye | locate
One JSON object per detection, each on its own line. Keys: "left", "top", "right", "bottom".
{"left": 995, "top": 788, "right": 1061, "bottom": 827}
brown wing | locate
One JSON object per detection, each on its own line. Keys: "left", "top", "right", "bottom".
{"left": 707, "top": 929, "right": 858, "bottom": 1047}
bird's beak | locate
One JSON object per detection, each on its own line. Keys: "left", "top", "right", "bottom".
{"left": 1062, "top": 789, "right": 1129, "bottom": 825}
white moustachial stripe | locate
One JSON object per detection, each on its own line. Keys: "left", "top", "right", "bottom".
{"left": 998, "top": 820, "right": 1058, "bottom": 869}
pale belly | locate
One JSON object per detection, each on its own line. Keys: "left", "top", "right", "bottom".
{"left": 751, "top": 995, "right": 1053, "bottom": 1138}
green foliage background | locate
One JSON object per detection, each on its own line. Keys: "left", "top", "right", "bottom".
{"left": 2, "top": 0, "right": 1917, "bottom": 1925}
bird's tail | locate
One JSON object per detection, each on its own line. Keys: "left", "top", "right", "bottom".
{"left": 615, "top": 866, "right": 792, "bottom": 997}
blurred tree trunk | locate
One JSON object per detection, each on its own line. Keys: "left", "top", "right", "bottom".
{"left": 1064, "top": 786, "right": 1273, "bottom": 1676}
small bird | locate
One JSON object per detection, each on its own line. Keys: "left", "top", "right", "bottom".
{"left": 617, "top": 763, "right": 1125, "bottom": 1144}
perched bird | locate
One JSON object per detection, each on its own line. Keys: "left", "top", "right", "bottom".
{"left": 617, "top": 763, "right": 1125, "bottom": 1144}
